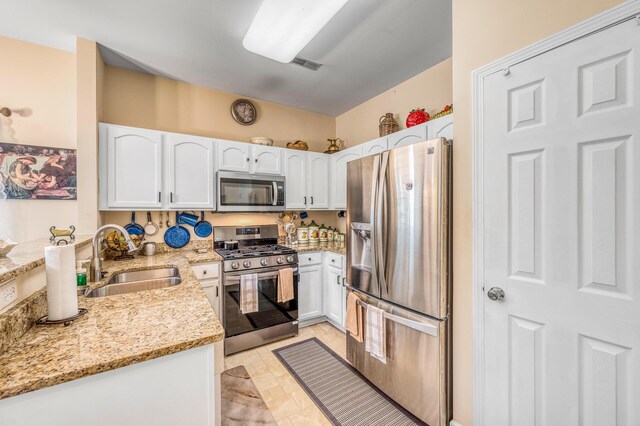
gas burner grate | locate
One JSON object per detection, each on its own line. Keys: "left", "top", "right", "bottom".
{"left": 215, "top": 244, "right": 296, "bottom": 260}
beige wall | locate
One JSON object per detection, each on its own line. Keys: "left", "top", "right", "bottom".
{"left": 336, "top": 58, "right": 452, "bottom": 146}
{"left": 103, "top": 66, "right": 336, "bottom": 152}
{"left": 0, "top": 36, "right": 77, "bottom": 241}
{"left": 76, "top": 38, "right": 105, "bottom": 234}
{"left": 450, "top": 0, "right": 624, "bottom": 425}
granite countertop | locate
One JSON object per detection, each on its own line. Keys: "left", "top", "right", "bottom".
{"left": 0, "top": 235, "right": 94, "bottom": 284}
{"left": 0, "top": 251, "right": 224, "bottom": 400}
{"left": 285, "top": 242, "right": 346, "bottom": 256}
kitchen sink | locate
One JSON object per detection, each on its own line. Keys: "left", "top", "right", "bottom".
{"left": 85, "top": 267, "right": 182, "bottom": 298}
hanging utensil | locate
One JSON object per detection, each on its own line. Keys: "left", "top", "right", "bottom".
{"left": 164, "top": 211, "right": 190, "bottom": 249}
{"left": 124, "top": 212, "right": 145, "bottom": 237}
{"left": 159, "top": 211, "right": 163, "bottom": 229}
{"left": 194, "top": 211, "right": 213, "bottom": 238}
{"left": 144, "top": 211, "right": 159, "bottom": 236}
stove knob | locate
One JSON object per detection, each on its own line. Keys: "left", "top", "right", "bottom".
{"left": 286, "top": 255, "right": 295, "bottom": 263}
{"left": 276, "top": 257, "right": 284, "bottom": 264}
{"left": 231, "top": 261, "right": 240, "bottom": 270}
{"left": 243, "top": 260, "right": 252, "bottom": 268}
{"left": 260, "top": 258, "right": 269, "bottom": 266}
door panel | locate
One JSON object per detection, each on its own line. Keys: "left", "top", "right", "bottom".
{"left": 331, "top": 147, "right": 361, "bottom": 210}
{"left": 361, "top": 137, "right": 388, "bottom": 156}
{"left": 387, "top": 123, "right": 428, "bottom": 149}
{"left": 298, "top": 265, "right": 323, "bottom": 321}
{"left": 306, "top": 153, "right": 329, "bottom": 209}
{"left": 427, "top": 114, "right": 454, "bottom": 141}
{"left": 284, "top": 151, "right": 307, "bottom": 209}
{"left": 166, "top": 134, "right": 215, "bottom": 209}
{"left": 218, "top": 140, "right": 250, "bottom": 172}
{"left": 251, "top": 145, "right": 282, "bottom": 175}
{"left": 107, "top": 126, "right": 163, "bottom": 208}
{"left": 482, "top": 18, "right": 639, "bottom": 425}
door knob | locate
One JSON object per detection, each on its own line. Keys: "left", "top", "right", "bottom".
{"left": 487, "top": 287, "right": 505, "bottom": 301}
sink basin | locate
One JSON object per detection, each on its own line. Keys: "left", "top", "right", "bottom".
{"left": 85, "top": 267, "right": 181, "bottom": 298}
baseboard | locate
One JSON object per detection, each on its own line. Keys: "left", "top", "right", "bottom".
{"left": 299, "top": 316, "right": 328, "bottom": 328}
{"left": 450, "top": 420, "right": 463, "bottom": 426}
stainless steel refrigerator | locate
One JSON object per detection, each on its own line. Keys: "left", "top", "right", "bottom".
{"left": 346, "top": 138, "right": 452, "bottom": 426}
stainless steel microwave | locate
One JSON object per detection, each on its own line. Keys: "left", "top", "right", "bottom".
{"left": 217, "top": 171, "right": 285, "bottom": 212}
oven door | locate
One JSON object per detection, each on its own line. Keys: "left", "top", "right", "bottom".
{"left": 217, "top": 171, "right": 285, "bottom": 212}
{"left": 223, "top": 267, "right": 299, "bottom": 339}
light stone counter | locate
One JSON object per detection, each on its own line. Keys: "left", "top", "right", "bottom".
{"left": 0, "top": 251, "right": 223, "bottom": 400}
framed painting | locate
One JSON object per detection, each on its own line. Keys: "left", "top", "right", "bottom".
{"left": 0, "top": 142, "right": 77, "bottom": 200}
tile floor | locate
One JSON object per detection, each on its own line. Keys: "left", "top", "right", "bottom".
{"left": 223, "top": 322, "right": 346, "bottom": 426}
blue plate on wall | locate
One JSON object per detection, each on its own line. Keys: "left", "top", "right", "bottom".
{"left": 164, "top": 212, "right": 190, "bottom": 249}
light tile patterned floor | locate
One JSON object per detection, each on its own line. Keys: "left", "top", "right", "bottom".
{"left": 224, "top": 322, "right": 346, "bottom": 425}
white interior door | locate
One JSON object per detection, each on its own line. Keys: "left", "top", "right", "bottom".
{"left": 482, "top": 18, "right": 639, "bottom": 425}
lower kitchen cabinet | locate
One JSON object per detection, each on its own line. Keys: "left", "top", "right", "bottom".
{"left": 298, "top": 263, "right": 323, "bottom": 321}
{"left": 324, "top": 264, "right": 344, "bottom": 328}
{"left": 191, "top": 262, "right": 221, "bottom": 318}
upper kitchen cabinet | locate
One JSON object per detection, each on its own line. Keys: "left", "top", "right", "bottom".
{"left": 330, "top": 145, "right": 362, "bottom": 210}
{"left": 427, "top": 114, "right": 454, "bottom": 140}
{"left": 218, "top": 140, "right": 250, "bottom": 173}
{"left": 284, "top": 150, "right": 307, "bottom": 209}
{"left": 165, "top": 134, "right": 216, "bottom": 210}
{"left": 360, "top": 137, "right": 388, "bottom": 157}
{"left": 306, "top": 152, "right": 330, "bottom": 209}
{"left": 250, "top": 145, "right": 283, "bottom": 175}
{"left": 218, "top": 141, "right": 283, "bottom": 175}
{"left": 387, "top": 122, "right": 428, "bottom": 149}
{"left": 99, "top": 124, "right": 164, "bottom": 209}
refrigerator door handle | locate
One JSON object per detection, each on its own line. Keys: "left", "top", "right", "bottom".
{"left": 375, "top": 151, "right": 389, "bottom": 296}
{"left": 355, "top": 299, "right": 439, "bottom": 337}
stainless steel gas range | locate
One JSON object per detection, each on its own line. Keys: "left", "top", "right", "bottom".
{"left": 214, "top": 225, "right": 299, "bottom": 355}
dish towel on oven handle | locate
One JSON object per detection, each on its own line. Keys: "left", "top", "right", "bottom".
{"left": 277, "top": 267, "right": 294, "bottom": 303}
{"left": 240, "top": 273, "right": 259, "bottom": 314}
{"left": 365, "top": 304, "right": 387, "bottom": 364}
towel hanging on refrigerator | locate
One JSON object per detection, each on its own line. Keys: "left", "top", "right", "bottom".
{"left": 345, "top": 291, "right": 364, "bottom": 342}
{"left": 240, "top": 273, "right": 259, "bottom": 314}
{"left": 365, "top": 304, "right": 386, "bottom": 364}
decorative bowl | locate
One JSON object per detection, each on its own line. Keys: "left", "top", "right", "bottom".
{"left": 0, "top": 239, "right": 18, "bottom": 257}
{"left": 250, "top": 137, "right": 274, "bottom": 146}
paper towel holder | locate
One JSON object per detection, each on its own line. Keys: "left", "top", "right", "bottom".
{"left": 35, "top": 308, "right": 88, "bottom": 327}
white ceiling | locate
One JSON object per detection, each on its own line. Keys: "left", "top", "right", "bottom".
{"left": 0, "top": 0, "right": 452, "bottom": 116}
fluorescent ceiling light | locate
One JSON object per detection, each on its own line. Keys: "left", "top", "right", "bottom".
{"left": 243, "top": 0, "right": 349, "bottom": 63}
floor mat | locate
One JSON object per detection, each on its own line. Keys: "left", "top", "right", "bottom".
{"left": 221, "top": 365, "right": 278, "bottom": 425}
{"left": 272, "top": 338, "right": 426, "bottom": 426}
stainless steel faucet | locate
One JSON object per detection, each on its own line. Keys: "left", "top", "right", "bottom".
{"left": 90, "top": 224, "right": 138, "bottom": 282}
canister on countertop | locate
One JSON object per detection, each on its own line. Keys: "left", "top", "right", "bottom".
{"left": 141, "top": 242, "right": 157, "bottom": 256}
{"left": 308, "top": 220, "right": 320, "bottom": 243}
{"left": 327, "top": 227, "right": 335, "bottom": 242}
{"left": 319, "top": 224, "right": 328, "bottom": 242}
{"left": 297, "top": 221, "right": 309, "bottom": 244}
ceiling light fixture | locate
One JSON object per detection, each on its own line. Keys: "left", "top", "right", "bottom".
{"left": 243, "top": 0, "right": 349, "bottom": 64}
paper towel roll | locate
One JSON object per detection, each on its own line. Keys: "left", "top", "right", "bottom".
{"left": 45, "top": 244, "right": 79, "bottom": 321}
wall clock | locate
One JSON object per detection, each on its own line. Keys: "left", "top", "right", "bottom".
{"left": 231, "top": 99, "right": 257, "bottom": 125}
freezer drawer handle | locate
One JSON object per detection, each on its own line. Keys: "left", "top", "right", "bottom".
{"left": 356, "top": 299, "right": 439, "bottom": 337}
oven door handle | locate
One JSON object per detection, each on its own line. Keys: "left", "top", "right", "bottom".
{"left": 224, "top": 268, "right": 299, "bottom": 285}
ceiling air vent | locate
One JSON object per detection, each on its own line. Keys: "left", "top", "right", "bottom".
{"left": 291, "top": 56, "right": 323, "bottom": 71}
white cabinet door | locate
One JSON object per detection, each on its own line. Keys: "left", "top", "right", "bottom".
{"left": 284, "top": 151, "right": 307, "bottom": 209}
{"left": 200, "top": 281, "right": 220, "bottom": 318}
{"left": 218, "top": 140, "right": 250, "bottom": 172}
{"left": 251, "top": 145, "right": 282, "bottom": 175}
{"left": 165, "top": 134, "right": 216, "bottom": 210}
{"left": 298, "top": 264, "right": 323, "bottom": 321}
{"left": 105, "top": 125, "right": 163, "bottom": 209}
{"left": 427, "top": 114, "right": 453, "bottom": 140}
{"left": 360, "top": 137, "right": 388, "bottom": 156}
{"left": 331, "top": 146, "right": 362, "bottom": 210}
{"left": 387, "top": 123, "right": 428, "bottom": 149}
{"left": 324, "top": 265, "right": 343, "bottom": 326}
{"left": 306, "top": 153, "right": 330, "bottom": 209}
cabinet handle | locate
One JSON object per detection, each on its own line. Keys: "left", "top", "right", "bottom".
{"left": 255, "top": 159, "right": 258, "bottom": 163}
{"left": 343, "top": 277, "right": 346, "bottom": 287}
{"left": 304, "top": 196, "right": 307, "bottom": 205}
{"left": 308, "top": 257, "right": 312, "bottom": 261}
{"left": 170, "top": 192, "right": 174, "bottom": 203}
{"left": 311, "top": 196, "right": 314, "bottom": 205}
{"left": 216, "top": 286, "right": 219, "bottom": 297}
{"left": 203, "top": 270, "right": 207, "bottom": 275}
{"left": 246, "top": 158, "right": 250, "bottom": 162}
{"left": 331, "top": 259, "right": 335, "bottom": 263}
{"left": 158, "top": 192, "right": 161, "bottom": 203}
{"left": 337, "top": 275, "right": 341, "bottom": 285}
